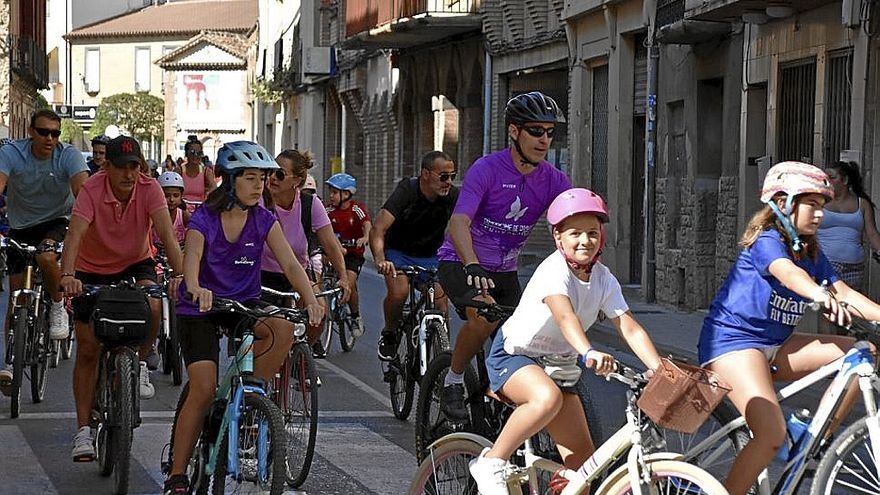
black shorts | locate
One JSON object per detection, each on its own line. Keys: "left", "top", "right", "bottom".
{"left": 7, "top": 218, "right": 69, "bottom": 274}
{"left": 344, "top": 253, "right": 364, "bottom": 275}
{"left": 261, "top": 270, "right": 294, "bottom": 307}
{"left": 438, "top": 261, "right": 522, "bottom": 320}
{"left": 177, "top": 299, "right": 272, "bottom": 367}
{"left": 71, "top": 258, "right": 158, "bottom": 323}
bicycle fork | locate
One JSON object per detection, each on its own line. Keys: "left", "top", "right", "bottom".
{"left": 418, "top": 313, "right": 445, "bottom": 376}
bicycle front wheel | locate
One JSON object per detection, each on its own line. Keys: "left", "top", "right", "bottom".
{"left": 601, "top": 459, "right": 728, "bottom": 495}
{"left": 212, "top": 393, "right": 287, "bottom": 495}
{"left": 389, "top": 324, "right": 415, "bottom": 420}
{"left": 112, "top": 351, "right": 136, "bottom": 495}
{"left": 408, "top": 438, "right": 484, "bottom": 495}
{"left": 283, "top": 342, "right": 319, "bottom": 488}
{"left": 30, "top": 300, "right": 50, "bottom": 403}
{"left": 811, "top": 415, "right": 880, "bottom": 495}
{"left": 168, "top": 303, "right": 183, "bottom": 386}
{"left": 338, "top": 304, "right": 357, "bottom": 352}
{"left": 10, "top": 307, "right": 27, "bottom": 418}
{"left": 319, "top": 307, "right": 333, "bottom": 354}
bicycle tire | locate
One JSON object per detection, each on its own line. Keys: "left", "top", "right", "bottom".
{"left": 10, "top": 307, "right": 27, "bottom": 418}
{"left": 338, "top": 304, "right": 357, "bottom": 352}
{"left": 166, "top": 383, "right": 210, "bottom": 494}
{"left": 60, "top": 317, "right": 73, "bottom": 360}
{"left": 97, "top": 422, "right": 114, "bottom": 476}
{"left": 414, "top": 352, "right": 480, "bottom": 463}
{"left": 30, "top": 301, "right": 49, "bottom": 403}
{"left": 810, "top": 415, "right": 880, "bottom": 495}
{"left": 319, "top": 305, "right": 333, "bottom": 354}
{"left": 389, "top": 322, "right": 415, "bottom": 420}
{"left": 212, "top": 393, "right": 287, "bottom": 495}
{"left": 112, "top": 351, "right": 136, "bottom": 495}
{"left": 408, "top": 437, "right": 484, "bottom": 495}
{"left": 654, "top": 399, "right": 749, "bottom": 483}
{"left": 49, "top": 337, "right": 60, "bottom": 369}
{"left": 169, "top": 303, "right": 183, "bottom": 386}
{"left": 426, "top": 320, "right": 450, "bottom": 367}
{"left": 600, "top": 459, "right": 728, "bottom": 495}
{"left": 283, "top": 342, "right": 319, "bottom": 487}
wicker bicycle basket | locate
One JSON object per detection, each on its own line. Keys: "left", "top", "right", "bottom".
{"left": 637, "top": 358, "right": 731, "bottom": 434}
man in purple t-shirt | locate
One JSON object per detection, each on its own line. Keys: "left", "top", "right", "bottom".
{"left": 437, "top": 91, "right": 572, "bottom": 421}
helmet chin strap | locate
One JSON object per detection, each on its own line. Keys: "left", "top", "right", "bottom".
{"left": 555, "top": 227, "right": 604, "bottom": 274}
{"left": 223, "top": 173, "right": 253, "bottom": 211}
{"left": 767, "top": 195, "right": 803, "bottom": 252}
{"left": 512, "top": 138, "right": 538, "bottom": 167}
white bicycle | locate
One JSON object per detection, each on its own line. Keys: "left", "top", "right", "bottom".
{"left": 408, "top": 362, "right": 728, "bottom": 494}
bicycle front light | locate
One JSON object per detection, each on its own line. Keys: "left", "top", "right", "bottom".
{"left": 294, "top": 323, "right": 306, "bottom": 338}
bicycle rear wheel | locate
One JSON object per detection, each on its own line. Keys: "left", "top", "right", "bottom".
{"left": 283, "top": 342, "right": 319, "bottom": 488}
{"left": 601, "top": 459, "right": 728, "bottom": 495}
{"left": 10, "top": 307, "right": 27, "bottom": 418}
{"left": 389, "top": 325, "right": 415, "bottom": 420}
{"left": 212, "top": 393, "right": 287, "bottom": 495}
{"left": 111, "top": 351, "right": 136, "bottom": 495}
{"left": 408, "top": 438, "right": 484, "bottom": 495}
{"left": 337, "top": 304, "right": 357, "bottom": 352}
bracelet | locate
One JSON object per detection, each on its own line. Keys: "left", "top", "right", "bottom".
{"left": 60, "top": 272, "right": 74, "bottom": 278}
{"left": 581, "top": 347, "right": 595, "bottom": 365}
{"left": 171, "top": 274, "right": 184, "bottom": 279}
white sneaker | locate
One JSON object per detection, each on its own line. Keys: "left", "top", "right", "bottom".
{"left": 468, "top": 448, "right": 511, "bottom": 495}
{"left": 72, "top": 426, "right": 95, "bottom": 462}
{"left": 352, "top": 316, "right": 364, "bottom": 337}
{"left": 139, "top": 361, "right": 155, "bottom": 399}
{"left": 49, "top": 300, "right": 69, "bottom": 340}
{"left": 0, "top": 365, "right": 12, "bottom": 396}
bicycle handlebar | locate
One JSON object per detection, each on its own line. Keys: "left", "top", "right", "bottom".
{"left": 604, "top": 361, "right": 649, "bottom": 389}
{"left": 468, "top": 302, "right": 517, "bottom": 323}
{"left": 82, "top": 282, "right": 166, "bottom": 299}
{"left": 211, "top": 295, "right": 307, "bottom": 323}
{"left": 261, "top": 286, "right": 301, "bottom": 302}
{"left": 1, "top": 237, "right": 63, "bottom": 255}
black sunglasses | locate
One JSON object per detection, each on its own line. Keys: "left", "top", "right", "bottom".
{"left": 33, "top": 127, "right": 62, "bottom": 138}
{"left": 272, "top": 169, "right": 304, "bottom": 182}
{"left": 520, "top": 126, "right": 556, "bottom": 138}
{"left": 431, "top": 170, "right": 457, "bottom": 182}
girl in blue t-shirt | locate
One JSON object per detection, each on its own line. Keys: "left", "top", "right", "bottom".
{"left": 164, "top": 142, "right": 323, "bottom": 494}
{"left": 699, "top": 161, "right": 880, "bottom": 494}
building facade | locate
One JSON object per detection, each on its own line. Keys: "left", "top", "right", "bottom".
{"left": 1, "top": 0, "right": 49, "bottom": 139}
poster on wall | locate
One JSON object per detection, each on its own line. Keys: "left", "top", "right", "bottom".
{"left": 176, "top": 72, "right": 245, "bottom": 131}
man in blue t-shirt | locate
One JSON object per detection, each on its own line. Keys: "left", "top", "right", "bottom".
{"left": 0, "top": 109, "right": 88, "bottom": 392}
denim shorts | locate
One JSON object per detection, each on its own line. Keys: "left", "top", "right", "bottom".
{"left": 385, "top": 249, "right": 438, "bottom": 285}
{"left": 485, "top": 330, "right": 578, "bottom": 395}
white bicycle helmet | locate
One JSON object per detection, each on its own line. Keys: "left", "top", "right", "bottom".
{"left": 158, "top": 172, "right": 185, "bottom": 190}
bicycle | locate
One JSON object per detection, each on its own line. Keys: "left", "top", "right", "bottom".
{"left": 260, "top": 285, "right": 335, "bottom": 488}
{"left": 655, "top": 310, "right": 880, "bottom": 494}
{"left": 155, "top": 251, "right": 184, "bottom": 386}
{"left": 83, "top": 281, "right": 164, "bottom": 495}
{"left": 383, "top": 265, "right": 451, "bottom": 421}
{"left": 1, "top": 237, "right": 63, "bottom": 418}
{"left": 409, "top": 361, "right": 728, "bottom": 494}
{"left": 315, "top": 256, "right": 359, "bottom": 353}
{"left": 49, "top": 302, "right": 74, "bottom": 369}
{"left": 162, "top": 296, "right": 301, "bottom": 495}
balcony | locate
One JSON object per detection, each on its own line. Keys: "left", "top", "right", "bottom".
{"left": 684, "top": 0, "right": 836, "bottom": 23}
{"left": 657, "top": 0, "right": 733, "bottom": 44}
{"left": 10, "top": 35, "right": 49, "bottom": 90}
{"left": 342, "top": 0, "right": 482, "bottom": 49}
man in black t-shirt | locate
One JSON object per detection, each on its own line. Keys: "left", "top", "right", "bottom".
{"left": 370, "top": 150, "right": 459, "bottom": 361}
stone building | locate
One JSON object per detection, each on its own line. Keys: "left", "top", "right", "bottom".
{"left": 0, "top": 0, "right": 49, "bottom": 138}
{"left": 652, "top": 0, "right": 875, "bottom": 308}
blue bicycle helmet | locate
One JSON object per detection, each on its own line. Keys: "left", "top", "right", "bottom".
{"left": 326, "top": 173, "right": 357, "bottom": 194}
{"left": 215, "top": 141, "right": 278, "bottom": 175}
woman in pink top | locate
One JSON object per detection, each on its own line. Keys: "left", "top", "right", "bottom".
{"left": 181, "top": 140, "right": 216, "bottom": 211}
{"left": 261, "top": 149, "right": 350, "bottom": 357}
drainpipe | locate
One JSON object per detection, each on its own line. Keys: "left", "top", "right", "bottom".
{"left": 644, "top": 1, "right": 659, "bottom": 303}
{"left": 482, "top": 49, "right": 492, "bottom": 155}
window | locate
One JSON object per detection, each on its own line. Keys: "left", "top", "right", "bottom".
{"left": 84, "top": 48, "right": 100, "bottom": 93}
{"left": 825, "top": 50, "right": 852, "bottom": 164}
{"left": 591, "top": 65, "right": 609, "bottom": 199}
{"left": 778, "top": 58, "right": 816, "bottom": 163}
{"left": 135, "top": 47, "right": 151, "bottom": 92}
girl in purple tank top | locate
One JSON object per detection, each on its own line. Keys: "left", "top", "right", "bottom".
{"left": 163, "top": 141, "right": 323, "bottom": 494}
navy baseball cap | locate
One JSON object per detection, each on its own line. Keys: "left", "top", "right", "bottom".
{"left": 106, "top": 136, "right": 142, "bottom": 166}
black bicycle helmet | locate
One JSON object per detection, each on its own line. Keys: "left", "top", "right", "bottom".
{"left": 90, "top": 134, "right": 110, "bottom": 145}
{"left": 505, "top": 91, "right": 565, "bottom": 126}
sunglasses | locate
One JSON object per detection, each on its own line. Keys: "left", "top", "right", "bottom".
{"left": 33, "top": 127, "right": 62, "bottom": 138}
{"left": 431, "top": 170, "right": 457, "bottom": 182}
{"left": 520, "top": 126, "right": 556, "bottom": 138}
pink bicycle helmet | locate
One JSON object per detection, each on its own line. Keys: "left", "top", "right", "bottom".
{"left": 547, "top": 188, "right": 609, "bottom": 227}
{"left": 760, "top": 161, "right": 833, "bottom": 253}
{"left": 303, "top": 175, "right": 317, "bottom": 190}
{"left": 547, "top": 188, "right": 608, "bottom": 272}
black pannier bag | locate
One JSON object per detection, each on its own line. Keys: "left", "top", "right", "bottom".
{"left": 91, "top": 287, "right": 152, "bottom": 344}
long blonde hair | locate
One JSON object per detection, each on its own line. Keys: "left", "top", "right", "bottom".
{"left": 739, "top": 195, "right": 818, "bottom": 261}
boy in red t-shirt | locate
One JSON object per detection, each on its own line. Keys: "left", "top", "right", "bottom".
{"left": 325, "top": 173, "right": 371, "bottom": 353}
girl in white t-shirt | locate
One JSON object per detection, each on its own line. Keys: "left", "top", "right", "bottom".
{"left": 469, "top": 188, "right": 663, "bottom": 495}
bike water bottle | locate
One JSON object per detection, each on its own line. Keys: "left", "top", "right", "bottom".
{"left": 776, "top": 409, "right": 811, "bottom": 461}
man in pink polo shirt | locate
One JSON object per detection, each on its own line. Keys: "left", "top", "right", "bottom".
{"left": 59, "top": 135, "right": 184, "bottom": 462}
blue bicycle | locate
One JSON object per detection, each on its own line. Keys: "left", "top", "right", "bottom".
{"left": 163, "top": 297, "right": 305, "bottom": 494}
